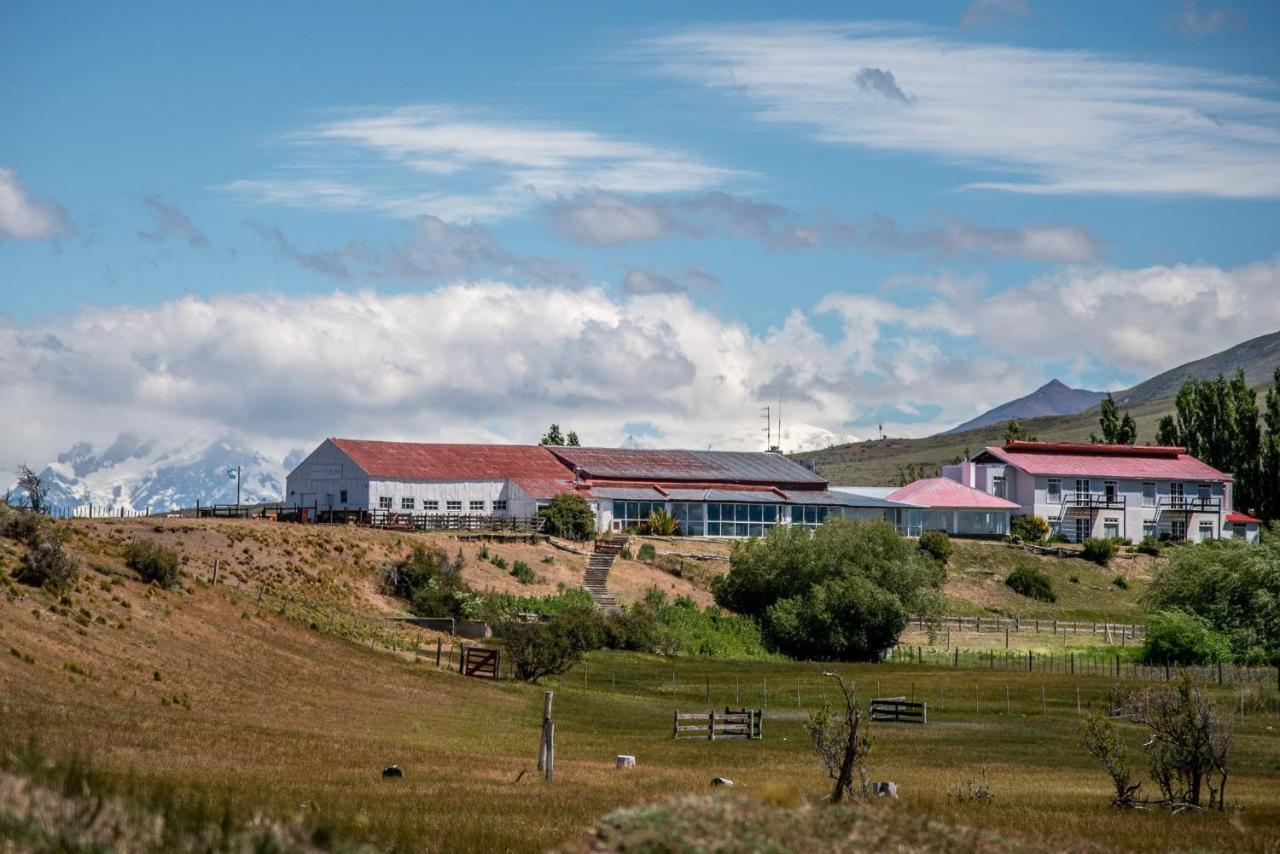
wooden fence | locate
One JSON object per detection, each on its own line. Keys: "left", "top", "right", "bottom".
{"left": 460, "top": 645, "right": 500, "bottom": 679}
{"left": 365, "top": 510, "right": 545, "bottom": 533}
{"left": 673, "top": 707, "right": 762, "bottom": 740}
{"left": 912, "top": 615, "right": 1146, "bottom": 639}
{"left": 868, "top": 697, "right": 927, "bottom": 724}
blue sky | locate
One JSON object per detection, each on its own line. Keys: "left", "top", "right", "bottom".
{"left": 2, "top": 0, "right": 1279, "bottom": 466}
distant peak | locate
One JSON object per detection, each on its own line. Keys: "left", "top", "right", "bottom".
{"left": 1040, "top": 378, "right": 1068, "bottom": 390}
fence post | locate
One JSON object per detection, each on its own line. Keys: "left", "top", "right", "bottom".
{"left": 709, "top": 708, "right": 716, "bottom": 741}
{"left": 538, "top": 691, "right": 554, "bottom": 773}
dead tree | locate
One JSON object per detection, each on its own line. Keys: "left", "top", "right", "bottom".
{"left": 805, "top": 671, "right": 871, "bottom": 804}
{"left": 15, "top": 465, "right": 48, "bottom": 514}
{"left": 1124, "top": 674, "right": 1231, "bottom": 811}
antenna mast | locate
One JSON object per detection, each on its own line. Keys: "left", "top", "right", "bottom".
{"left": 761, "top": 406, "right": 773, "bottom": 451}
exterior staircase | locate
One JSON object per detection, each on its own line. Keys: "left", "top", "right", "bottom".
{"left": 583, "top": 538, "right": 627, "bottom": 614}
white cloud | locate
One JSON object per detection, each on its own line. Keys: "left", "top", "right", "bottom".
{"left": 224, "top": 106, "right": 736, "bottom": 222}
{"left": 646, "top": 23, "right": 1280, "bottom": 197}
{"left": 137, "top": 195, "right": 210, "bottom": 249}
{"left": 0, "top": 167, "right": 75, "bottom": 241}
{"left": 1173, "top": 1, "right": 1242, "bottom": 39}
{"left": 620, "top": 267, "right": 722, "bottom": 296}
{"left": 0, "top": 281, "right": 1039, "bottom": 473}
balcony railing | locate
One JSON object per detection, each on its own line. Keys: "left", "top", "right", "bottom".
{"left": 1059, "top": 491, "right": 1126, "bottom": 510}
{"left": 1158, "top": 497, "right": 1222, "bottom": 513}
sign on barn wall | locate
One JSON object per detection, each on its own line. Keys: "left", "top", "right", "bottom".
{"left": 310, "top": 463, "right": 343, "bottom": 480}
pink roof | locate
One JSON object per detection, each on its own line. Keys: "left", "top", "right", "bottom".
{"left": 887, "top": 478, "right": 1020, "bottom": 510}
{"left": 978, "top": 441, "right": 1230, "bottom": 481}
{"left": 329, "top": 438, "right": 581, "bottom": 498}
{"left": 1226, "top": 511, "right": 1261, "bottom": 524}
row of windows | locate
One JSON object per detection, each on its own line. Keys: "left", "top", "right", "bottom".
{"left": 1060, "top": 517, "right": 1215, "bottom": 542}
{"left": 613, "top": 500, "right": 850, "bottom": 537}
{"left": 1046, "top": 478, "right": 1214, "bottom": 505}
{"left": 376, "top": 497, "right": 507, "bottom": 513}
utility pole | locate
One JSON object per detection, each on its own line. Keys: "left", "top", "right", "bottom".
{"left": 228, "top": 465, "right": 241, "bottom": 511}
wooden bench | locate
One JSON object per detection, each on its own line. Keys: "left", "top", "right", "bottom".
{"left": 868, "top": 697, "right": 927, "bottom": 724}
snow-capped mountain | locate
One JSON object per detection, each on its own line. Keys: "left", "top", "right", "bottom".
{"left": 14, "top": 433, "right": 293, "bottom": 513}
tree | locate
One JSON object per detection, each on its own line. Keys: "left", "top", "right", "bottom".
{"left": 805, "top": 672, "right": 871, "bottom": 804}
{"left": 540, "top": 424, "right": 565, "bottom": 446}
{"left": 714, "top": 519, "right": 944, "bottom": 660}
{"left": 1082, "top": 705, "right": 1143, "bottom": 809}
{"left": 1117, "top": 412, "right": 1138, "bottom": 445}
{"left": 15, "top": 465, "right": 49, "bottom": 514}
{"left": 1003, "top": 420, "right": 1033, "bottom": 443}
{"left": 1124, "top": 674, "right": 1231, "bottom": 810}
{"left": 504, "top": 606, "right": 604, "bottom": 681}
{"left": 566, "top": 431, "right": 580, "bottom": 446}
{"left": 1259, "top": 369, "right": 1280, "bottom": 522}
{"left": 539, "top": 493, "right": 597, "bottom": 540}
{"left": 1096, "top": 394, "right": 1121, "bottom": 443}
{"left": 1156, "top": 415, "right": 1180, "bottom": 446}
{"left": 1171, "top": 371, "right": 1262, "bottom": 515}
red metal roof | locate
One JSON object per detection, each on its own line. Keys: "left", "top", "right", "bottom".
{"left": 329, "top": 439, "right": 581, "bottom": 498}
{"left": 1226, "top": 511, "right": 1261, "bottom": 524}
{"left": 978, "top": 441, "right": 1230, "bottom": 481}
{"left": 547, "top": 446, "right": 826, "bottom": 487}
{"left": 887, "top": 478, "right": 1021, "bottom": 510}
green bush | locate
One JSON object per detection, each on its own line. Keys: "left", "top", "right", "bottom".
{"left": 13, "top": 528, "right": 79, "bottom": 590}
{"left": 1005, "top": 566, "right": 1056, "bottom": 602}
{"left": 715, "top": 518, "right": 943, "bottom": 660}
{"left": 918, "top": 530, "right": 952, "bottom": 563}
{"left": 1047, "top": 531, "right": 1068, "bottom": 544}
{"left": 619, "top": 546, "right": 632, "bottom": 560}
{"left": 510, "top": 560, "right": 536, "bottom": 584}
{"left": 380, "top": 544, "right": 475, "bottom": 618}
{"left": 636, "top": 543, "right": 657, "bottom": 561}
{"left": 647, "top": 508, "right": 679, "bottom": 536}
{"left": 1081, "top": 538, "right": 1118, "bottom": 566}
{"left": 503, "top": 605, "right": 604, "bottom": 681}
{"left": 124, "top": 541, "right": 181, "bottom": 589}
{"left": 490, "top": 555, "right": 508, "bottom": 571}
{"left": 1145, "top": 536, "right": 1280, "bottom": 663}
{"left": 1112, "top": 574, "right": 1129, "bottom": 590}
{"left": 1010, "top": 515, "right": 1050, "bottom": 543}
{"left": 1140, "top": 610, "right": 1233, "bottom": 665}
{"left": 604, "top": 601, "right": 662, "bottom": 652}
{"left": 538, "top": 493, "right": 597, "bottom": 541}
{"left": 1136, "top": 536, "right": 1162, "bottom": 556}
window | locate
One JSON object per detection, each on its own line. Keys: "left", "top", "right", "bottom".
{"left": 1047, "top": 478, "right": 1061, "bottom": 503}
{"left": 1199, "top": 521, "right": 1214, "bottom": 540}
{"left": 992, "top": 475, "right": 1006, "bottom": 499}
{"left": 1169, "top": 482, "right": 1185, "bottom": 507}
{"left": 1103, "top": 518, "right": 1119, "bottom": 540}
{"left": 613, "top": 500, "right": 663, "bottom": 530}
{"left": 1142, "top": 482, "right": 1155, "bottom": 507}
{"left": 1170, "top": 519, "right": 1187, "bottom": 540}
{"left": 1074, "top": 478, "right": 1090, "bottom": 501}
{"left": 1143, "top": 520, "right": 1156, "bottom": 539}
{"left": 339, "top": 490, "right": 348, "bottom": 504}
{"left": 1103, "top": 481, "right": 1117, "bottom": 505}
{"left": 378, "top": 496, "right": 392, "bottom": 510}
{"left": 424, "top": 500, "right": 439, "bottom": 512}
{"left": 1073, "top": 517, "right": 1089, "bottom": 543}
{"left": 446, "top": 500, "right": 462, "bottom": 512}
{"left": 399, "top": 497, "right": 413, "bottom": 510}
{"left": 703, "top": 503, "right": 783, "bottom": 537}
{"left": 470, "top": 500, "right": 485, "bottom": 512}
{"left": 1197, "top": 483, "right": 1212, "bottom": 505}
{"left": 493, "top": 499, "right": 507, "bottom": 512}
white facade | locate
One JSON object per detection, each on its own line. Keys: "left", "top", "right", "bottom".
{"left": 944, "top": 460, "right": 1232, "bottom": 543}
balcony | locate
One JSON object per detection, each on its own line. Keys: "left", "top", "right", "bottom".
{"left": 1157, "top": 496, "right": 1222, "bottom": 513}
{"left": 1059, "top": 491, "right": 1126, "bottom": 510}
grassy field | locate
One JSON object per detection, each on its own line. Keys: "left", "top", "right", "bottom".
{"left": 3, "top": 518, "right": 1279, "bottom": 852}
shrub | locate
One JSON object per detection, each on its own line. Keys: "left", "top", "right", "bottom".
{"left": 1010, "top": 515, "right": 1050, "bottom": 543}
{"left": 0, "top": 506, "right": 45, "bottom": 544}
{"left": 477, "top": 544, "right": 489, "bottom": 560}
{"left": 1112, "top": 574, "right": 1129, "bottom": 590}
{"left": 1046, "top": 531, "right": 1069, "bottom": 544}
{"left": 380, "top": 544, "right": 473, "bottom": 618}
{"left": 647, "top": 508, "right": 678, "bottom": 536}
{"left": 13, "top": 528, "right": 79, "bottom": 590}
{"left": 504, "top": 605, "right": 604, "bottom": 681}
{"left": 918, "top": 530, "right": 952, "bottom": 563}
{"left": 124, "top": 541, "right": 181, "bottom": 588}
{"left": 1082, "top": 538, "right": 1118, "bottom": 566}
{"left": 1005, "top": 566, "right": 1056, "bottom": 602}
{"left": 1141, "top": 610, "right": 1233, "bottom": 665}
{"left": 1136, "top": 536, "right": 1162, "bottom": 556}
{"left": 490, "top": 555, "right": 508, "bottom": 571}
{"left": 604, "top": 601, "right": 661, "bottom": 652}
{"left": 538, "top": 493, "right": 597, "bottom": 541}
{"left": 636, "top": 543, "right": 657, "bottom": 561}
{"left": 1145, "top": 537, "right": 1280, "bottom": 663}
{"left": 510, "top": 560, "right": 536, "bottom": 584}
{"left": 715, "top": 519, "right": 943, "bottom": 661}
{"left": 619, "top": 546, "right": 632, "bottom": 561}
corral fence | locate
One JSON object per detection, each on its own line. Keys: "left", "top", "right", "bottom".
{"left": 912, "top": 614, "right": 1146, "bottom": 640}
{"left": 49, "top": 504, "right": 155, "bottom": 519}
{"left": 886, "top": 643, "right": 1279, "bottom": 689}
{"left": 673, "top": 707, "right": 762, "bottom": 740}
{"left": 868, "top": 697, "right": 927, "bottom": 724}
{"left": 365, "top": 510, "right": 545, "bottom": 533}
{"left": 460, "top": 645, "right": 500, "bottom": 679}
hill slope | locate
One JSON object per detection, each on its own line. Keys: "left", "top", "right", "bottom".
{"left": 946, "top": 379, "right": 1104, "bottom": 434}
{"left": 1113, "top": 329, "right": 1280, "bottom": 406}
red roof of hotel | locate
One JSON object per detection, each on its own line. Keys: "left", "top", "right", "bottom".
{"left": 976, "top": 441, "right": 1230, "bottom": 481}
{"left": 887, "top": 478, "right": 1021, "bottom": 510}
{"left": 1226, "top": 511, "right": 1261, "bottom": 524}
{"left": 547, "top": 446, "right": 827, "bottom": 487}
{"left": 330, "top": 439, "right": 580, "bottom": 498}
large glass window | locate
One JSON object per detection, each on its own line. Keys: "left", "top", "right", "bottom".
{"left": 705, "top": 503, "right": 783, "bottom": 537}
{"left": 613, "top": 500, "right": 663, "bottom": 530}
{"left": 1047, "top": 478, "right": 1061, "bottom": 503}
{"left": 1142, "top": 482, "right": 1156, "bottom": 507}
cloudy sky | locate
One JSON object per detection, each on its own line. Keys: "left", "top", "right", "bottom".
{"left": 3, "top": 0, "right": 1280, "bottom": 469}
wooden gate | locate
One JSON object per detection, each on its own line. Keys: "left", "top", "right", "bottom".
{"left": 460, "top": 645, "right": 500, "bottom": 679}
{"left": 673, "top": 707, "right": 762, "bottom": 740}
